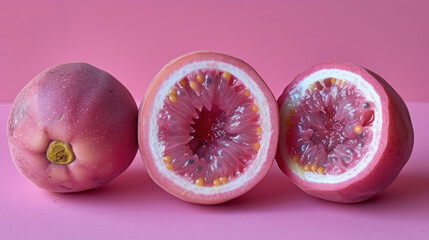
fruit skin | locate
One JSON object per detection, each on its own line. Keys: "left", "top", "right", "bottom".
{"left": 138, "top": 51, "right": 279, "bottom": 204}
{"left": 7, "top": 63, "right": 138, "bottom": 192}
{"left": 277, "top": 62, "right": 414, "bottom": 203}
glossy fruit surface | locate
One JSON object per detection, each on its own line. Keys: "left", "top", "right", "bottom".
{"left": 277, "top": 62, "right": 414, "bottom": 203}
{"left": 138, "top": 51, "right": 278, "bottom": 204}
{"left": 7, "top": 63, "right": 138, "bottom": 192}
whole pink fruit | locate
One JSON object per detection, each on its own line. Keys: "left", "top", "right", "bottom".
{"left": 7, "top": 63, "right": 138, "bottom": 192}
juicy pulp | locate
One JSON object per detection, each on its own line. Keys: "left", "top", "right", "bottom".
{"left": 279, "top": 68, "right": 383, "bottom": 184}
{"left": 286, "top": 77, "right": 375, "bottom": 175}
{"left": 276, "top": 61, "right": 414, "bottom": 203}
{"left": 158, "top": 69, "right": 261, "bottom": 186}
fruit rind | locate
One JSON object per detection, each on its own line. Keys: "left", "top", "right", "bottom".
{"left": 7, "top": 63, "right": 138, "bottom": 192}
{"left": 276, "top": 61, "right": 414, "bottom": 203}
{"left": 139, "top": 51, "right": 279, "bottom": 204}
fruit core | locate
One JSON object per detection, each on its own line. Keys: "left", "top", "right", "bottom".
{"left": 158, "top": 70, "right": 262, "bottom": 187}
{"left": 46, "top": 140, "right": 75, "bottom": 164}
{"left": 286, "top": 78, "right": 375, "bottom": 175}
{"left": 190, "top": 104, "right": 227, "bottom": 155}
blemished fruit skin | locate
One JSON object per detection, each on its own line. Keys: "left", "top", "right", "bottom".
{"left": 277, "top": 62, "right": 414, "bottom": 203}
{"left": 7, "top": 63, "right": 138, "bottom": 192}
{"left": 138, "top": 51, "right": 279, "bottom": 204}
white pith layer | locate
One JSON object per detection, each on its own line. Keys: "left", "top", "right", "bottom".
{"left": 279, "top": 69, "right": 382, "bottom": 184}
{"left": 148, "top": 60, "right": 272, "bottom": 195}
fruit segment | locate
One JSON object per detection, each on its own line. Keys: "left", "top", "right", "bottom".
{"left": 158, "top": 70, "right": 262, "bottom": 186}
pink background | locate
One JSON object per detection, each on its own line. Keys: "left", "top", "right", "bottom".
{"left": 1, "top": 0, "right": 429, "bottom": 239}
{"left": 1, "top": 0, "right": 429, "bottom": 103}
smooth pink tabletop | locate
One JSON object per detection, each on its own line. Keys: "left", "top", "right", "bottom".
{"left": 1, "top": 102, "right": 428, "bottom": 239}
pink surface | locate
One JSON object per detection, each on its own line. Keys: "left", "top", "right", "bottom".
{"left": 1, "top": 1, "right": 429, "bottom": 239}
{"left": 1, "top": 0, "right": 429, "bottom": 103}
{"left": 1, "top": 102, "right": 428, "bottom": 238}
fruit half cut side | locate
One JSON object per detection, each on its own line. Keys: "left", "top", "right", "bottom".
{"left": 277, "top": 62, "right": 414, "bottom": 203}
{"left": 139, "top": 51, "right": 278, "bottom": 204}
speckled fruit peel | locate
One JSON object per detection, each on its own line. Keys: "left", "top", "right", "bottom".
{"left": 276, "top": 61, "right": 414, "bottom": 203}
{"left": 7, "top": 63, "right": 138, "bottom": 192}
{"left": 138, "top": 51, "right": 279, "bottom": 204}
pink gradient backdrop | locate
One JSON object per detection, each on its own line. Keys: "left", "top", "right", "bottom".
{"left": 1, "top": 0, "right": 429, "bottom": 103}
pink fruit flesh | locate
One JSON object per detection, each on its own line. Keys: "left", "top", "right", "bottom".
{"left": 138, "top": 51, "right": 278, "bottom": 204}
{"left": 158, "top": 70, "right": 260, "bottom": 186}
{"left": 287, "top": 78, "right": 375, "bottom": 175}
{"left": 276, "top": 62, "right": 414, "bottom": 203}
{"left": 7, "top": 63, "right": 138, "bottom": 192}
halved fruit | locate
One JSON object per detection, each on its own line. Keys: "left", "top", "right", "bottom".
{"left": 138, "top": 51, "right": 278, "bottom": 204}
{"left": 277, "top": 62, "right": 414, "bottom": 203}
